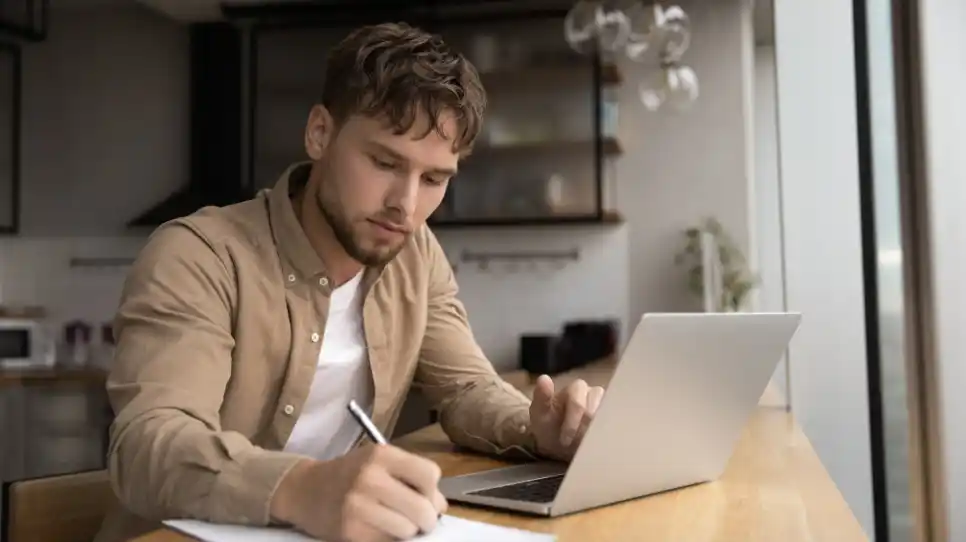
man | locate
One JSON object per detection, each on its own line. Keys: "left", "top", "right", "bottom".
{"left": 96, "top": 22, "right": 604, "bottom": 542}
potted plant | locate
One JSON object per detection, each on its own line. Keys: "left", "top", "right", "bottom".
{"left": 673, "top": 217, "right": 758, "bottom": 312}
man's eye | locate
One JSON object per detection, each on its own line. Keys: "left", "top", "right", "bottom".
{"left": 371, "top": 156, "right": 395, "bottom": 170}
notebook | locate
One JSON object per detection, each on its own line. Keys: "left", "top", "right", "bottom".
{"left": 163, "top": 515, "right": 556, "bottom": 542}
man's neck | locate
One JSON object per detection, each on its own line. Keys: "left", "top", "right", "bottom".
{"left": 293, "top": 182, "right": 364, "bottom": 288}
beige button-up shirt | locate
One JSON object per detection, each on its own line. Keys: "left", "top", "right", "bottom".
{"left": 95, "top": 164, "right": 536, "bottom": 542}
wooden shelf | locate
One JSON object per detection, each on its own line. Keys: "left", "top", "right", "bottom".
{"left": 602, "top": 137, "right": 623, "bottom": 155}
{"left": 258, "top": 65, "right": 623, "bottom": 99}
{"left": 601, "top": 64, "right": 622, "bottom": 85}
{"left": 428, "top": 210, "right": 624, "bottom": 228}
{"left": 474, "top": 137, "right": 623, "bottom": 156}
{"left": 478, "top": 63, "right": 622, "bottom": 86}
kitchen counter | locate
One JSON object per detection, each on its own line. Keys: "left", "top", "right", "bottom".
{"left": 0, "top": 367, "right": 108, "bottom": 387}
{"left": 0, "top": 366, "right": 112, "bottom": 484}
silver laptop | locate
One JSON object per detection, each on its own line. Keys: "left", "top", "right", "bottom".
{"left": 439, "top": 311, "right": 802, "bottom": 517}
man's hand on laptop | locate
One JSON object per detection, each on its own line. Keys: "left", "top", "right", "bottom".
{"left": 529, "top": 376, "right": 605, "bottom": 461}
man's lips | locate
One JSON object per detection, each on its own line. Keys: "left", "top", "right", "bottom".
{"left": 368, "top": 218, "right": 410, "bottom": 234}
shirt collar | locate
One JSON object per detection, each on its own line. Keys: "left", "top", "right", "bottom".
{"left": 267, "top": 161, "right": 328, "bottom": 285}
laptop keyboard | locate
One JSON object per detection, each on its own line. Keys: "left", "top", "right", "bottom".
{"left": 466, "top": 474, "right": 564, "bottom": 503}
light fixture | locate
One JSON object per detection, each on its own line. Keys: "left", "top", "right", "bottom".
{"left": 625, "top": 3, "right": 691, "bottom": 63}
{"left": 638, "top": 62, "right": 699, "bottom": 112}
{"left": 564, "top": 0, "right": 632, "bottom": 54}
{"left": 563, "top": 0, "right": 698, "bottom": 112}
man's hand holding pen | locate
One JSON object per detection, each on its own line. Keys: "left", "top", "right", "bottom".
{"left": 270, "top": 444, "right": 447, "bottom": 542}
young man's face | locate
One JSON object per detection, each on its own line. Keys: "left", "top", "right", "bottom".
{"left": 304, "top": 105, "right": 459, "bottom": 266}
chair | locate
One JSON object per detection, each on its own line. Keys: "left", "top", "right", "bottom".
{"left": 1, "top": 469, "right": 115, "bottom": 542}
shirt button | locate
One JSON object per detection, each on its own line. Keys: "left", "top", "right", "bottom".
{"left": 319, "top": 277, "right": 329, "bottom": 287}
{"left": 519, "top": 425, "right": 528, "bottom": 434}
{"left": 283, "top": 404, "right": 295, "bottom": 415}
{"left": 311, "top": 332, "right": 320, "bottom": 343}
{"left": 287, "top": 274, "right": 296, "bottom": 283}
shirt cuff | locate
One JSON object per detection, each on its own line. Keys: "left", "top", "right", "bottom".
{"left": 479, "top": 404, "right": 540, "bottom": 461}
{"left": 210, "top": 448, "right": 307, "bottom": 525}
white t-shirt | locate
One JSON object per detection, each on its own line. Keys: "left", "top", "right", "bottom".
{"left": 283, "top": 271, "right": 374, "bottom": 461}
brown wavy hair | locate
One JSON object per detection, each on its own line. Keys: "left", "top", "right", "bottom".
{"left": 322, "top": 22, "right": 486, "bottom": 155}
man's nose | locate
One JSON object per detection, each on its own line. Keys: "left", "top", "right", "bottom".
{"left": 388, "top": 175, "right": 419, "bottom": 219}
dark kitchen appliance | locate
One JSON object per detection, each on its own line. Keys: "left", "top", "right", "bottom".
{"left": 519, "top": 319, "right": 619, "bottom": 376}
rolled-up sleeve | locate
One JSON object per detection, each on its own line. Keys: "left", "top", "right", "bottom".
{"left": 413, "top": 229, "right": 538, "bottom": 460}
{"left": 106, "top": 221, "right": 304, "bottom": 525}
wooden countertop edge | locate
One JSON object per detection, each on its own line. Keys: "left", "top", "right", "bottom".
{"left": 0, "top": 368, "right": 108, "bottom": 386}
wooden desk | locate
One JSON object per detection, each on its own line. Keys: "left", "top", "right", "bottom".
{"left": 133, "top": 363, "right": 868, "bottom": 542}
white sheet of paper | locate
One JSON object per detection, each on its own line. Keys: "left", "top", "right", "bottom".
{"left": 163, "top": 515, "right": 556, "bottom": 542}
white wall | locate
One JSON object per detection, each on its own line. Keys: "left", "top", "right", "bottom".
{"left": 772, "top": 1, "right": 875, "bottom": 537}
{"left": 918, "top": 0, "right": 966, "bottom": 539}
{"left": 0, "top": 3, "right": 184, "bottom": 322}
{"left": 752, "top": 44, "right": 788, "bottom": 404}
{"left": 19, "top": 2, "right": 189, "bottom": 235}
{"left": 616, "top": 0, "right": 755, "bottom": 322}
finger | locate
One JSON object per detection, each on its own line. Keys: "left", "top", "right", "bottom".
{"left": 560, "top": 380, "right": 589, "bottom": 447}
{"left": 344, "top": 522, "right": 395, "bottom": 542}
{"left": 572, "top": 408, "right": 597, "bottom": 448}
{"left": 345, "top": 495, "right": 413, "bottom": 542}
{"left": 372, "top": 472, "right": 441, "bottom": 535}
{"left": 586, "top": 386, "right": 605, "bottom": 416}
{"left": 574, "top": 387, "right": 604, "bottom": 444}
{"left": 531, "top": 375, "right": 555, "bottom": 415}
{"left": 431, "top": 488, "right": 449, "bottom": 517}
{"left": 382, "top": 447, "right": 443, "bottom": 500}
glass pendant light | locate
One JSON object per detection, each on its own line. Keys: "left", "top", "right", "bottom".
{"left": 564, "top": 0, "right": 632, "bottom": 54}
{"left": 625, "top": 3, "right": 692, "bottom": 62}
{"left": 564, "top": 0, "right": 600, "bottom": 54}
{"left": 638, "top": 63, "right": 699, "bottom": 111}
{"left": 623, "top": 1, "right": 662, "bottom": 61}
{"left": 563, "top": 1, "right": 699, "bottom": 112}
{"left": 593, "top": 2, "right": 632, "bottom": 53}
{"left": 660, "top": 5, "right": 692, "bottom": 60}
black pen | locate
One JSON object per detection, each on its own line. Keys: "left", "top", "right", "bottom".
{"left": 347, "top": 400, "right": 443, "bottom": 523}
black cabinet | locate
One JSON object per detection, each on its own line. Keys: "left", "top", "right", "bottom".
{"left": 127, "top": 22, "right": 246, "bottom": 227}
{"left": 243, "top": 4, "right": 623, "bottom": 227}
{"left": 0, "top": 0, "right": 47, "bottom": 41}
{"left": 0, "top": 41, "right": 19, "bottom": 234}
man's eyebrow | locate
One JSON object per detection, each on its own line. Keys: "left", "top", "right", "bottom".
{"left": 366, "top": 141, "right": 406, "bottom": 161}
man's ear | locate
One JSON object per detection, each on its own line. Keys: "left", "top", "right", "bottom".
{"left": 305, "top": 105, "right": 333, "bottom": 160}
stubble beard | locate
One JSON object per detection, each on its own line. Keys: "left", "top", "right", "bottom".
{"left": 315, "top": 187, "right": 406, "bottom": 267}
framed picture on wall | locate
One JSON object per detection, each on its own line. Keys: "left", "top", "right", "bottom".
{"left": 0, "top": 41, "right": 20, "bottom": 234}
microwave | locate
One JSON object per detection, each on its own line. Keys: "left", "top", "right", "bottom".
{"left": 0, "top": 317, "right": 55, "bottom": 369}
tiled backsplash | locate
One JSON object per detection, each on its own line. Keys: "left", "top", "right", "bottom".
{"left": 435, "top": 227, "right": 629, "bottom": 370}
{"left": 0, "top": 236, "right": 150, "bottom": 327}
